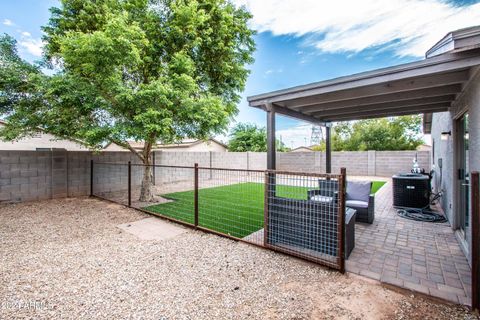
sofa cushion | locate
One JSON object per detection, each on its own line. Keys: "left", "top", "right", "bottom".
{"left": 310, "top": 195, "right": 334, "bottom": 203}
{"left": 346, "top": 199, "right": 369, "bottom": 209}
{"left": 346, "top": 181, "right": 372, "bottom": 202}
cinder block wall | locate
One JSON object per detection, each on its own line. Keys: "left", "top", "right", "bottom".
{"left": 0, "top": 149, "right": 430, "bottom": 203}
{"left": 0, "top": 151, "right": 53, "bottom": 202}
{"left": 276, "top": 151, "right": 429, "bottom": 176}
{"left": 375, "top": 151, "right": 430, "bottom": 177}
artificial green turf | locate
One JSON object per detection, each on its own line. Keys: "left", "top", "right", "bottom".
{"left": 371, "top": 181, "right": 386, "bottom": 194}
{"left": 144, "top": 182, "right": 308, "bottom": 238}
{"left": 145, "top": 180, "right": 386, "bottom": 238}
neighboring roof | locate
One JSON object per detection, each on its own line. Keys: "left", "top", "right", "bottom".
{"left": 106, "top": 138, "right": 227, "bottom": 150}
{"left": 416, "top": 144, "right": 432, "bottom": 151}
{"left": 0, "top": 120, "right": 88, "bottom": 149}
{"left": 156, "top": 138, "right": 227, "bottom": 149}
{"left": 290, "top": 146, "right": 313, "bottom": 152}
{"left": 247, "top": 26, "right": 480, "bottom": 124}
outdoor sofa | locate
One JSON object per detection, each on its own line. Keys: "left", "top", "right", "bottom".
{"left": 345, "top": 180, "right": 375, "bottom": 224}
{"left": 307, "top": 179, "right": 375, "bottom": 224}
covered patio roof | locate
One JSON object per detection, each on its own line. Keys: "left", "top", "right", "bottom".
{"left": 247, "top": 26, "right": 480, "bottom": 171}
{"left": 248, "top": 51, "right": 480, "bottom": 123}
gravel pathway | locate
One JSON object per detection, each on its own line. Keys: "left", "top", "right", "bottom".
{"left": 0, "top": 197, "right": 477, "bottom": 319}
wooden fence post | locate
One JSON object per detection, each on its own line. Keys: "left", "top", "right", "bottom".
{"left": 338, "top": 167, "right": 347, "bottom": 273}
{"left": 194, "top": 163, "right": 199, "bottom": 228}
{"left": 471, "top": 171, "right": 479, "bottom": 311}
{"left": 264, "top": 171, "right": 270, "bottom": 247}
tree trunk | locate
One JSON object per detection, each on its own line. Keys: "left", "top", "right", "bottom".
{"left": 139, "top": 156, "right": 155, "bottom": 202}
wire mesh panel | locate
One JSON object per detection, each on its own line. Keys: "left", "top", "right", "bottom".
{"left": 134, "top": 165, "right": 196, "bottom": 226}
{"left": 90, "top": 161, "right": 346, "bottom": 271}
{"left": 265, "top": 171, "right": 344, "bottom": 269}
{"left": 92, "top": 162, "right": 129, "bottom": 206}
{"left": 197, "top": 168, "right": 265, "bottom": 245}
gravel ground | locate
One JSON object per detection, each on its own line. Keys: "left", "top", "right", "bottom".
{"left": 0, "top": 197, "right": 478, "bottom": 320}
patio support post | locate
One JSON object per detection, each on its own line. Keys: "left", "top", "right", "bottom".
{"left": 325, "top": 123, "right": 332, "bottom": 173}
{"left": 266, "top": 103, "right": 276, "bottom": 198}
{"left": 472, "top": 171, "right": 479, "bottom": 311}
{"left": 266, "top": 103, "right": 276, "bottom": 170}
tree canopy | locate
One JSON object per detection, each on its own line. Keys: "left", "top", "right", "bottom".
{"left": 228, "top": 123, "right": 289, "bottom": 152}
{"left": 0, "top": 0, "right": 255, "bottom": 201}
{"left": 311, "top": 116, "right": 424, "bottom": 151}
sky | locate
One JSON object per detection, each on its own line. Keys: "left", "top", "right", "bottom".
{"left": 1, "top": 0, "right": 480, "bottom": 148}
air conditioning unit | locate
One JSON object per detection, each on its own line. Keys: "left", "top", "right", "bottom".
{"left": 392, "top": 173, "right": 431, "bottom": 208}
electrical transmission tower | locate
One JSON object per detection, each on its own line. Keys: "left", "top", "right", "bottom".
{"left": 310, "top": 125, "right": 323, "bottom": 146}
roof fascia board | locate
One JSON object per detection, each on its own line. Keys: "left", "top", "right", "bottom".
{"left": 248, "top": 51, "right": 480, "bottom": 106}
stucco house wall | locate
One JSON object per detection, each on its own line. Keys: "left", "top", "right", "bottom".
{"left": 430, "top": 112, "right": 454, "bottom": 223}
{"left": 450, "top": 69, "right": 480, "bottom": 265}
{"left": 430, "top": 69, "right": 480, "bottom": 265}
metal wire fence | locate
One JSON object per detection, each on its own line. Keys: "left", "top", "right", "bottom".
{"left": 91, "top": 162, "right": 130, "bottom": 206}
{"left": 265, "top": 171, "right": 344, "bottom": 269}
{"left": 91, "top": 161, "right": 346, "bottom": 271}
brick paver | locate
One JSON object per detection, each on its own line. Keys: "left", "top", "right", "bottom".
{"left": 346, "top": 178, "right": 472, "bottom": 305}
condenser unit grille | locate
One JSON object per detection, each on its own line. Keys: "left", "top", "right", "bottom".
{"left": 392, "top": 174, "right": 430, "bottom": 209}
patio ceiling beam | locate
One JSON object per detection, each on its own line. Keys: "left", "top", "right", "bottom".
{"left": 309, "top": 95, "right": 455, "bottom": 118}
{"left": 257, "top": 103, "right": 327, "bottom": 126}
{"left": 318, "top": 102, "right": 450, "bottom": 120}
{"left": 248, "top": 51, "right": 480, "bottom": 106}
{"left": 323, "top": 104, "right": 449, "bottom": 122}
{"left": 296, "top": 84, "right": 462, "bottom": 113}
{"left": 285, "top": 70, "right": 468, "bottom": 110}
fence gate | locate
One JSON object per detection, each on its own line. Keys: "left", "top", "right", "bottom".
{"left": 90, "top": 161, "right": 346, "bottom": 272}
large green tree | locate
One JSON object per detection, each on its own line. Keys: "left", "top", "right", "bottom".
{"left": 228, "top": 123, "right": 289, "bottom": 152}
{"left": 0, "top": 0, "right": 255, "bottom": 201}
{"left": 325, "top": 116, "right": 424, "bottom": 151}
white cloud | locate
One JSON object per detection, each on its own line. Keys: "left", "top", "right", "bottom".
{"left": 19, "top": 38, "right": 44, "bottom": 57}
{"left": 277, "top": 124, "right": 315, "bottom": 149}
{"left": 21, "top": 31, "right": 31, "bottom": 37}
{"left": 264, "top": 68, "right": 284, "bottom": 76}
{"left": 2, "top": 19, "right": 14, "bottom": 26}
{"left": 234, "top": 0, "right": 480, "bottom": 57}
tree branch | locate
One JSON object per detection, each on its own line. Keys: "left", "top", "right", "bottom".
{"left": 111, "top": 139, "right": 144, "bottom": 162}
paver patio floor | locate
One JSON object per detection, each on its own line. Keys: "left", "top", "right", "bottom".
{"left": 347, "top": 178, "right": 472, "bottom": 305}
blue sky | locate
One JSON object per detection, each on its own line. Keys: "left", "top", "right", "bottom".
{"left": 1, "top": 0, "right": 480, "bottom": 148}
